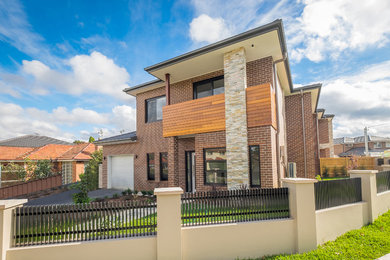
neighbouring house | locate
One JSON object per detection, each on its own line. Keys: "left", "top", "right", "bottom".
{"left": 334, "top": 135, "right": 390, "bottom": 158}
{"left": 0, "top": 135, "right": 97, "bottom": 186}
{"left": 316, "top": 109, "right": 335, "bottom": 158}
{"left": 95, "top": 19, "right": 335, "bottom": 192}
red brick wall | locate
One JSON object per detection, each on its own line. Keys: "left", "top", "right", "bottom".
{"left": 247, "top": 56, "right": 273, "bottom": 87}
{"left": 318, "top": 118, "right": 330, "bottom": 144}
{"left": 285, "top": 93, "right": 318, "bottom": 178}
{"left": 320, "top": 148, "right": 330, "bottom": 158}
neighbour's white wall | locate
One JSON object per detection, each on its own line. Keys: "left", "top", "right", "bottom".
{"left": 316, "top": 202, "right": 368, "bottom": 245}
{"left": 7, "top": 237, "right": 156, "bottom": 260}
{"left": 182, "top": 219, "right": 295, "bottom": 260}
{"left": 375, "top": 190, "right": 390, "bottom": 218}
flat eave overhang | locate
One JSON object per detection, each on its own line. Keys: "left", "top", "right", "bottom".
{"left": 125, "top": 19, "right": 294, "bottom": 96}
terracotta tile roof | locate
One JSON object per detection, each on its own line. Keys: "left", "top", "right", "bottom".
{"left": 26, "top": 144, "right": 73, "bottom": 160}
{"left": 0, "top": 143, "right": 96, "bottom": 161}
{"left": 57, "top": 143, "right": 96, "bottom": 160}
{"left": 0, "top": 146, "right": 35, "bottom": 160}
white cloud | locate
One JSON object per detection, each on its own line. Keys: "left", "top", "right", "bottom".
{"left": 319, "top": 60, "right": 390, "bottom": 137}
{"left": 0, "top": 102, "right": 136, "bottom": 142}
{"left": 0, "top": 0, "right": 58, "bottom": 66}
{"left": 21, "top": 51, "right": 131, "bottom": 100}
{"left": 289, "top": 0, "right": 390, "bottom": 62}
{"left": 188, "top": 0, "right": 297, "bottom": 44}
{"left": 189, "top": 15, "right": 230, "bottom": 43}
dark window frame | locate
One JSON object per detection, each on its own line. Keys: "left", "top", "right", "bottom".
{"left": 249, "top": 145, "right": 261, "bottom": 187}
{"left": 147, "top": 153, "right": 155, "bottom": 181}
{"left": 193, "top": 75, "right": 224, "bottom": 99}
{"left": 159, "top": 152, "right": 168, "bottom": 181}
{"left": 145, "top": 95, "right": 166, "bottom": 123}
{"left": 203, "top": 147, "right": 227, "bottom": 186}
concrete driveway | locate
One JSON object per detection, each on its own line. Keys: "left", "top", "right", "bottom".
{"left": 25, "top": 188, "right": 123, "bottom": 205}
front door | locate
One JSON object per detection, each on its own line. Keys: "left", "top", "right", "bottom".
{"left": 185, "top": 151, "right": 196, "bottom": 192}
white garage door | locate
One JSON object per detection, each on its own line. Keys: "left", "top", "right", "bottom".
{"left": 110, "top": 155, "right": 134, "bottom": 190}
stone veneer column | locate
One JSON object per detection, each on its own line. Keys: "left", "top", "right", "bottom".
{"left": 224, "top": 47, "right": 249, "bottom": 189}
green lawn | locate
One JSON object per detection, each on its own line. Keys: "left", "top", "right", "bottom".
{"left": 321, "top": 177, "right": 349, "bottom": 181}
{"left": 246, "top": 210, "right": 390, "bottom": 260}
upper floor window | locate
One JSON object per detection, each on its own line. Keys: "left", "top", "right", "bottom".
{"left": 374, "top": 142, "right": 382, "bottom": 149}
{"left": 193, "top": 76, "right": 224, "bottom": 99}
{"left": 146, "top": 96, "right": 166, "bottom": 123}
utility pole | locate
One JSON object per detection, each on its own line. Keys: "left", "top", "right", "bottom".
{"left": 364, "top": 126, "right": 369, "bottom": 157}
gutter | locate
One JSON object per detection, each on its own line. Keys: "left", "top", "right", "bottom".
{"left": 94, "top": 139, "right": 137, "bottom": 146}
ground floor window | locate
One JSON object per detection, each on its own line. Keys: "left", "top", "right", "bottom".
{"left": 160, "top": 152, "right": 168, "bottom": 181}
{"left": 62, "top": 162, "right": 72, "bottom": 185}
{"left": 249, "top": 145, "right": 261, "bottom": 187}
{"left": 204, "top": 148, "right": 227, "bottom": 185}
{"left": 147, "top": 153, "right": 155, "bottom": 180}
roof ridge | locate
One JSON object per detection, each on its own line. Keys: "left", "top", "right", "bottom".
{"left": 70, "top": 142, "right": 90, "bottom": 160}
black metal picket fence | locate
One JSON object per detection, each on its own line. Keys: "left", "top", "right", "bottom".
{"left": 12, "top": 200, "right": 156, "bottom": 247}
{"left": 314, "top": 178, "right": 362, "bottom": 210}
{"left": 181, "top": 188, "right": 289, "bottom": 226}
{"left": 377, "top": 171, "right": 390, "bottom": 194}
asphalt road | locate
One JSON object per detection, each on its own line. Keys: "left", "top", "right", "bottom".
{"left": 25, "top": 188, "right": 123, "bottom": 205}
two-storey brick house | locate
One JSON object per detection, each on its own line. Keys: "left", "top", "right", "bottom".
{"left": 96, "top": 20, "right": 331, "bottom": 191}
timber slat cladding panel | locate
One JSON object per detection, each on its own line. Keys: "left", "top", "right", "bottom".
{"left": 246, "top": 83, "right": 274, "bottom": 128}
{"left": 163, "top": 83, "right": 274, "bottom": 137}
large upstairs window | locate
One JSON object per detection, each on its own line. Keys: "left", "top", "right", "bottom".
{"left": 193, "top": 76, "right": 224, "bottom": 99}
{"left": 146, "top": 96, "right": 166, "bottom": 123}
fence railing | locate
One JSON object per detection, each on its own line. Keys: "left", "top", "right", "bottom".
{"left": 12, "top": 200, "right": 156, "bottom": 247}
{"left": 377, "top": 171, "right": 390, "bottom": 194}
{"left": 314, "top": 178, "right": 362, "bottom": 210}
{"left": 181, "top": 188, "right": 289, "bottom": 226}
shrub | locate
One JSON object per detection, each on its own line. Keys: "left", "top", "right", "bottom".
{"left": 71, "top": 149, "right": 102, "bottom": 204}
{"left": 322, "top": 166, "right": 329, "bottom": 178}
{"left": 315, "top": 175, "right": 322, "bottom": 181}
{"left": 126, "top": 188, "right": 133, "bottom": 195}
{"left": 340, "top": 166, "right": 347, "bottom": 176}
{"left": 333, "top": 166, "right": 340, "bottom": 177}
{"left": 141, "top": 190, "right": 148, "bottom": 195}
{"left": 72, "top": 189, "right": 90, "bottom": 204}
{"left": 112, "top": 193, "right": 119, "bottom": 199}
{"left": 121, "top": 190, "right": 127, "bottom": 196}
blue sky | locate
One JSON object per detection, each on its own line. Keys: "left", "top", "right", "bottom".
{"left": 0, "top": 0, "right": 390, "bottom": 141}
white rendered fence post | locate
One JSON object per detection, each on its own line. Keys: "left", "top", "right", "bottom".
{"left": 0, "top": 200, "right": 27, "bottom": 260}
{"left": 282, "top": 178, "right": 317, "bottom": 253}
{"left": 154, "top": 187, "right": 183, "bottom": 260}
{"left": 349, "top": 170, "right": 378, "bottom": 223}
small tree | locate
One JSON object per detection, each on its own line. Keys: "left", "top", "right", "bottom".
{"left": 33, "top": 160, "right": 53, "bottom": 179}
{"left": 1, "top": 163, "right": 27, "bottom": 181}
{"left": 72, "top": 149, "right": 102, "bottom": 203}
{"left": 88, "top": 136, "right": 95, "bottom": 143}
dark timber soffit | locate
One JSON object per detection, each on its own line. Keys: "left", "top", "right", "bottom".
{"left": 123, "top": 19, "right": 294, "bottom": 94}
